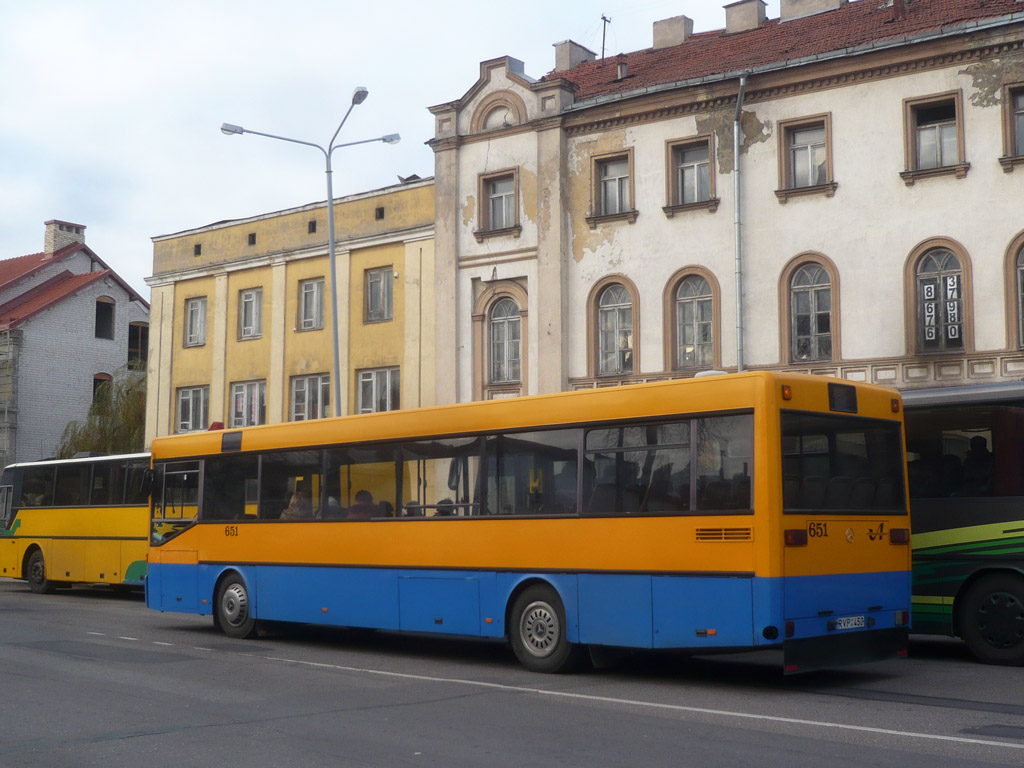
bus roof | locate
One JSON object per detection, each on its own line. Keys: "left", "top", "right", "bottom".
{"left": 151, "top": 371, "right": 902, "bottom": 462}
{"left": 901, "top": 381, "right": 1024, "bottom": 408}
{"left": 2, "top": 452, "right": 150, "bottom": 471}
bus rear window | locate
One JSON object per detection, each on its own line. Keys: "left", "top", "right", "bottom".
{"left": 782, "top": 412, "right": 906, "bottom": 514}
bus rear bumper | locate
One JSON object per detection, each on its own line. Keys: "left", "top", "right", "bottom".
{"left": 783, "top": 627, "right": 908, "bottom": 674}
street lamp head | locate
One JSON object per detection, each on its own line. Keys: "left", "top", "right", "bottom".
{"left": 382, "top": 133, "right": 401, "bottom": 145}
{"left": 220, "top": 123, "right": 244, "bottom": 135}
{"left": 351, "top": 87, "right": 369, "bottom": 106}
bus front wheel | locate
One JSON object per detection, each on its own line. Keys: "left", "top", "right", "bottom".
{"left": 509, "top": 585, "right": 582, "bottom": 673}
{"left": 959, "top": 573, "right": 1024, "bottom": 666}
{"left": 25, "top": 550, "right": 55, "bottom": 595}
{"left": 215, "top": 575, "right": 257, "bottom": 639}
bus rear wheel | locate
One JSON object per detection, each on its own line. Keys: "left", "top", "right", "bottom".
{"left": 215, "top": 575, "right": 257, "bottom": 639}
{"left": 959, "top": 573, "right": 1024, "bottom": 666}
{"left": 25, "top": 550, "right": 55, "bottom": 595}
{"left": 509, "top": 585, "right": 582, "bottom": 673}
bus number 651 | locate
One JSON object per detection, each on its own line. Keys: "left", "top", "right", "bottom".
{"left": 225, "top": 525, "right": 239, "bottom": 537}
{"left": 808, "top": 521, "right": 828, "bottom": 538}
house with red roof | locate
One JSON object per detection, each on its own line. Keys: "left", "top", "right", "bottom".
{"left": 428, "top": 0, "right": 1024, "bottom": 402}
{"left": 0, "top": 220, "right": 149, "bottom": 467}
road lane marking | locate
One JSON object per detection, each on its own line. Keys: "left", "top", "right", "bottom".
{"left": 87, "top": 632, "right": 105, "bottom": 637}
{"left": 153, "top": 642, "right": 173, "bottom": 647}
{"left": 263, "top": 656, "right": 1024, "bottom": 752}
{"left": 118, "top": 636, "right": 139, "bottom": 641}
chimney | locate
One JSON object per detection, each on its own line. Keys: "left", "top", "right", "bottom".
{"left": 553, "top": 40, "right": 596, "bottom": 73}
{"left": 44, "top": 220, "right": 86, "bottom": 254}
{"left": 725, "top": 0, "right": 767, "bottom": 34}
{"left": 892, "top": 0, "right": 908, "bottom": 21}
{"left": 616, "top": 53, "right": 628, "bottom": 80}
{"left": 780, "top": 0, "right": 846, "bottom": 22}
{"left": 653, "top": 15, "right": 694, "bottom": 49}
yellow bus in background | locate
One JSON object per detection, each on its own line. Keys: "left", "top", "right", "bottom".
{"left": 0, "top": 453, "right": 150, "bottom": 593}
{"left": 147, "top": 373, "right": 912, "bottom": 673}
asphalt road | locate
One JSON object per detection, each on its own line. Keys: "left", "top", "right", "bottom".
{"left": 1, "top": 579, "right": 1022, "bottom": 768}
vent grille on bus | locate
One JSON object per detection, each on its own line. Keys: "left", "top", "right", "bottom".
{"left": 695, "top": 527, "right": 753, "bottom": 542}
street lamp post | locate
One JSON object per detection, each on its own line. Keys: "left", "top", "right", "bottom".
{"left": 221, "top": 87, "right": 400, "bottom": 418}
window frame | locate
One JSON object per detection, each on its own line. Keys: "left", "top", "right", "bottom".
{"left": 1002, "top": 231, "right": 1024, "bottom": 350}
{"left": 779, "top": 254, "right": 841, "bottom": 366}
{"left": 663, "top": 135, "right": 719, "bottom": 216}
{"left": 357, "top": 367, "right": 400, "bottom": 414}
{"left": 588, "top": 277, "right": 640, "bottom": 379}
{"left": 184, "top": 296, "right": 207, "bottom": 347}
{"left": 473, "top": 281, "right": 529, "bottom": 401}
{"left": 364, "top": 267, "right": 394, "bottom": 324}
{"left": 901, "top": 91, "right": 969, "bottom": 185}
{"left": 587, "top": 149, "right": 638, "bottom": 227}
{"left": 94, "top": 297, "right": 115, "bottom": 340}
{"left": 176, "top": 385, "right": 210, "bottom": 433}
{"left": 475, "top": 168, "right": 521, "bottom": 241}
{"left": 298, "top": 277, "right": 325, "bottom": 331}
{"left": 902, "top": 238, "right": 974, "bottom": 355}
{"left": 230, "top": 379, "right": 267, "bottom": 427}
{"left": 664, "top": 268, "right": 720, "bottom": 372}
{"left": 775, "top": 114, "right": 836, "bottom": 202}
{"left": 290, "top": 373, "right": 330, "bottom": 421}
{"left": 238, "top": 287, "right": 262, "bottom": 340}
{"left": 488, "top": 297, "right": 522, "bottom": 386}
{"left": 1000, "top": 83, "right": 1024, "bottom": 173}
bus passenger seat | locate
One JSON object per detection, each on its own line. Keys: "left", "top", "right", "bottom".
{"left": 850, "top": 478, "right": 876, "bottom": 509}
{"left": 824, "top": 476, "right": 853, "bottom": 508}
{"left": 799, "top": 476, "right": 826, "bottom": 509}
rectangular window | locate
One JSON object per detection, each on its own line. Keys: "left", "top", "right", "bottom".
{"left": 127, "top": 323, "right": 148, "bottom": 369}
{"left": 238, "top": 288, "right": 262, "bottom": 339}
{"left": 903, "top": 92, "right": 966, "bottom": 181}
{"left": 671, "top": 141, "right": 711, "bottom": 205}
{"left": 487, "top": 175, "right": 516, "bottom": 230}
{"left": 231, "top": 380, "right": 266, "bottom": 427}
{"left": 365, "top": 267, "right": 393, "bottom": 323}
{"left": 358, "top": 367, "right": 400, "bottom": 413}
{"left": 291, "top": 373, "right": 330, "bottom": 421}
{"left": 486, "top": 429, "right": 578, "bottom": 516}
{"left": 1015, "top": 90, "right": 1024, "bottom": 157}
{"left": 184, "top": 297, "right": 207, "bottom": 347}
{"left": 776, "top": 115, "right": 834, "bottom": 200}
{"left": 782, "top": 412, "right": 906, "bottom": 514}
{"left": 299, "top": 278, "right": 324, "bottom": 331}
{"left": 177, "top": 386, "right": 210, "bottom": 432}
{"left": 53, "top": 463, "right": 90, "bottom": 506}
{"left": 95, "top": 300, "right": 114, "bottom": 339}
{"left": 598, "top": 156, "right": 630, "bottom": 215}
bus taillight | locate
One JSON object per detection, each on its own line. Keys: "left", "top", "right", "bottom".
{"left": 895, "top": 611, "right": 910, "bottom": 627}
{"left": 889, "top": 528, "right": 910, "bottom": 544}
{"left": 784, "top": 529, "right": 808, "bottom": 546}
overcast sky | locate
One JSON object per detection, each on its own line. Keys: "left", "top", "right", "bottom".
{"left": 0, "top": 0, "right": 782, "bottom": 296}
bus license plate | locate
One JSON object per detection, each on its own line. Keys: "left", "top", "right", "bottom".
{"left": 835, "top": 615, "right": 865, "bottom": 630}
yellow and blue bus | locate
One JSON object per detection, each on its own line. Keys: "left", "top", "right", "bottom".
{"left": 146, "top": 372, "right": 911, "bottom": 673}
{"left": 0, "top": 453, "right": 151, "bottom": 592}
{"left": 904, "top": 382, "right": 1024, "bottom": 665}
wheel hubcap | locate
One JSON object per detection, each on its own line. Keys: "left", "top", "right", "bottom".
{"left": 29, "top": 559, "right": 43, "bottom": 584}
{"left": 976, "top": 591, "right": 1024, "bottom": 649}
{"left": 221, "top": 583, "right": 249, "bottom": 628}
{"left": 520, "top": 600, "right": 559, "bottom": 658}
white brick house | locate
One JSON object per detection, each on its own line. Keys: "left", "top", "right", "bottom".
{"left": 0, "top": 220, "right": 150, "bottom": 466}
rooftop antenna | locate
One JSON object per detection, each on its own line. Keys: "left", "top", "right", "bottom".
{"left": 601, "top": 14, "right": 611, "bottom": 60}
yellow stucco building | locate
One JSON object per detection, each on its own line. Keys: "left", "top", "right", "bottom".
{"left": 144, "top": 177, "right": 435, "bottom": 444}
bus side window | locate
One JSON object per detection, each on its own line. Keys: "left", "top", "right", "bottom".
{"left": 21, "top": 466, "right": 54, "bottom": 507}
{"left": 695, "top": 414, "right": 752, "bottom": 511}
{"left": 486, "top": 429, "right": 578, "bottom": 515}
{"left": 204, "top": 455, "right": 259, "bottom": 520}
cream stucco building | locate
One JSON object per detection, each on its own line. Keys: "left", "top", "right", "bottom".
{"left": 429, "top": 0, "right": 1024, "bottom": 404}
{"left": 145, "top": 178, "right": 434, "bottom": 443}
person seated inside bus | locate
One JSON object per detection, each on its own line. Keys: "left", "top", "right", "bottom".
{"left": 280, "top": 488, "right": 313, "bottom": 520}
{"left": 378, "top": 500, "right": 395, "bottom": 517}
{"left": 347, "top": 489, "right": 379, "bottom": 520}
{"left": 435, "top": 498, "right": 455, "bottom": 516}
{"left": 961, "top": 435, "right": 994, "bottom": 495}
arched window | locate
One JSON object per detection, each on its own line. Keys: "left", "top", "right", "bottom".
{"left": 1016, "top": 247, "right": 1024, "bottom": 348}
{"left": 675, "top": 276, "right": 713, "bottom": 368}
{"left": 917, "top": 248, "right": 963, "bottom": 352}
{"left": 94, "top": 297, "right": 115, "bottom": 340}
{"left": 790, "top": 264, "right": 832, "bottom": 361}
{"left": 489, "top": 298, "right": 521, "bottom": 384}
{"left": 598, "top": 284, "right": 633, "bottom": 376}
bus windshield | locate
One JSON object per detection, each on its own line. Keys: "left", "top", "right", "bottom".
{"left": 782, "top": 412, "right": 906, "bottom": 514}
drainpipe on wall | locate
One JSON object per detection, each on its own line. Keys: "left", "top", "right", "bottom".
{"left": 734, "top": 71, "right": 749, "bottom": 373}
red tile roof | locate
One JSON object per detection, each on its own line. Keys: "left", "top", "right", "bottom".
{"left": 0, "top": 270, "right": 110, "bottom": 330}
{"left": 0, "top": 242, "right": 86, "bottom": 293}
{"left": 549, "top": 0, "right": 1024, "bottom": 102}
